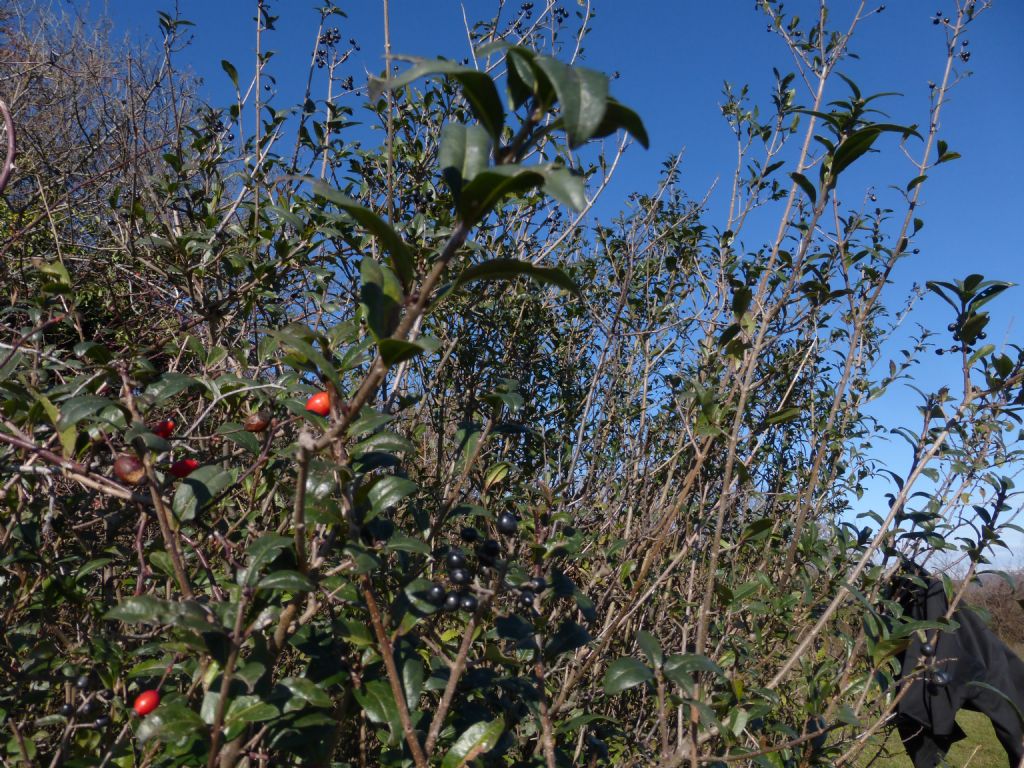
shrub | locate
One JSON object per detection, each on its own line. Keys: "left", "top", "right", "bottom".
{"left": 1, "top": 1, "right": 1021, "bottom": 766}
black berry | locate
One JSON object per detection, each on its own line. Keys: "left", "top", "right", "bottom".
{"left": 459, "top": 594, "right": 478, "bottom": 612}
{"left": 920, "top": 641, "right": 936, "bottom": 657}
{"left": 459, "top": 527, "right": 480, "bottom": 543}
{"left": 450, "top": 567, "right": 471, "bottom": 586}
{"left": 477, "top": 539, "right": 501, "bottom": 566}
{"left": 528, "top": 576, "right": 547, "bottom": 592}
{"left": 93, "top": 716, "right": 110, "bottom": 728}
{"left": 75, "top": 674, "right": 91, "bottom": 690}
{"left": 425, "top": 583, "right": 446, "bottom": 606}
{"left": 59, "top": 703, "right": 74, "bottom": 718}
{"left": 445, "top": 548, "right": 467, "bottom": 571}
{"left": 496, "top": 512, "right": 518, "bottom": 535}
{"left": 444, "top": 593, "right": 460, "bottom": 612}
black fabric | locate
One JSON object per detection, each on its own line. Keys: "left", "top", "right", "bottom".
{"left": 891, "top": 575, "right": 1024, "bottom": 768}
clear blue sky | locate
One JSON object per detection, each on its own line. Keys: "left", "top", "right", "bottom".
{"left": 94, "top": 0, "right": 1024, "bottom": 563}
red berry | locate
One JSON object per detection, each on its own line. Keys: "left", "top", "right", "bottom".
{"left": 168, "top": 458, "right": 200, "bottom": 478}
{"left": 151, "top": 419, "right": 175, "bottom": 439}
{"left": 132, "top": 689, "right": 160, "bottom": 716}
{"left": 305, "top": 391, "right": 330, "bottom": 417}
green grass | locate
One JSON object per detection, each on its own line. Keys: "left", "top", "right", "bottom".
{"left": 858, "top": 710, "right": 1006, "bottom": 767}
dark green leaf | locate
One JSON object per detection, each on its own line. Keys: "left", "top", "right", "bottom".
{"left": 590, "top": 97, "right": 649, "bottom": 148}
{"left": 360, "top": 258, "right": 404, "bottom": 341}
{"left": 454, "top": 258, "right": 579, "bottom": 295}
{"left": 790, "top": 172, "right": 816, "bottom": 205}
{"left": 221, "top": 59, "right": 239, "bottom": 90}
{"left": 637, "top": 630, "right": 663, "bottom": 669}
{"left": 377, "top": 338, "right": 432, "bottom": 367}
{"left": 828, "top": 127, "right": 881, "bottom": 182}
{"left": 532, "top": 56, "right": 609, "bottom": 147}
{"left": 279, "top": 677, "right": 333, "bottom": 712}
{"left": 257, "top": 570, "right": 314, "bottom": 593}
{"left": 439, "top": 124, "right": 492, "bottom": 200}
{"left": 603, "top": 657, "right": 653, "bottom": 695}
{"left": 244, "top": 535, "right": 293, "bottom": 587}
{"left": 368, "top": 475, "right": 417, "bottom": 516}
{"left": 458, "top": 165, "right": 544, "bottom": 225}
{"left": 539, "top": 165, "right": 586, "bottom": 211}
{"left": 544, "top": 620, "right": 591, "bottom": 660}
{"left": 369, "top": 57, "right": 504, "bottom": 140}
{"left": 441, "top": 717, "right": 505, "bottom": 768}
{"left": 171, "top": 466, "right": 235, "bottom": 522}
{"left": 313, "top": 182, "right": 415, "bottom": 290}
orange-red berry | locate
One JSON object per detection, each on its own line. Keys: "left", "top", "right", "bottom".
{"left": 151, "top": 419, "right": 175, "bottom": 439}
{"left": 132, "top": 690, "right": 160, "bottom": 716}
{"left": 168, "top": 458, "right": 200, "bottom": 478}
{"left": 305, "top": 391, "right": 330, "bottom": 417}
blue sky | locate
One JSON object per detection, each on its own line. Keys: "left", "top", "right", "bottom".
{"left": 94, "top": 0, "right": 1024, "bottom": 563}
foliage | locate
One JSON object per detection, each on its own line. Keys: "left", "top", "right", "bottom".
{"left": 1, "top": 1, "right": 1022, "bottom": 767}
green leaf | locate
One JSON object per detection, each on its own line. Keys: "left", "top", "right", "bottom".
{"left": 144, "top": 373, "right": 199, "bottom": 404}
{"left": 765, "top": 407, "right": 802, "bottom": 426}
{"left": 384, "top": 532, "right": 431, "bottom": 555}
{"left": 221, "top": 59, "right": 239, "bottom": 90}
{"left": 368, "top": 475, "right": 417, "bottom": 516}
{"left": 104, "top": 595, "right": 167, "bottom": 625}
{"left": 454, "top": 258, "right": 579, "bottom": 295}
{"left": 354, "top": 679, "right": 400, "bottom": 726}
{"left": 532, "top": 56, "right": 609, "bottom": 148}
{"left": 369, "top": 57, "right": 505, "bottom": 141}
{"left": 224, "top": 695, "right": 279, "bottom": 732}
{"left": 377, "top": 338, "right": 432, "bottom": 367}
{"left": 279, "top": 677, "right": 333, "bottom": 712}
{"left": 637, "top": 630, "right": 664, "bottom": 669}
{"left": 57, "top": 396, "right": 125, "bottom": 431}
{"left": 459, "top": 165, "right": 544, "bottom": 225}
{"left": 441, "top": 717, "right": 505, "bottom": 768}
{"left": 360, "top": 258, "right": 404, "bottom": 341}
{"left": 828, "top": 127, "right": 881, "bottom": 182}
{"left": 544, "top": 620, "right": 591, "bottom": 660}
{"left": 402, "top": 656, "right": 425, "bottom": 709}
{"left": 171, "top": 466, "right": 235, "bottom": 522}
{"left": 314, "top": 182, "right": 415, "bottom": 290}
{"left": 352, "top": 431, "right": 413, "bottom": 457}
{"left": 257, "top": 570, "right": 314, "bottom": 593}
{"left": 603, "top": 657, "right": 653, "bottom": 695}
{"left": 539, "top": 165, "right": 586, "bottom": 211}
{"left": 790, "top": 172, "right": 816, "bottom": 205}
{"left": 663, "top": 653, "right": 724, "bottom": 688}
{"left": 243, "top": 535, "right": 292, "bottom": 587}
{"left": 136, "top": 702, "right": 205, "bottom": 748}
{"left": 590, "top": 97, "right": 649, "bottom": 148}
{"left": 439, "top": 123, "right": 492, "bottom": 199}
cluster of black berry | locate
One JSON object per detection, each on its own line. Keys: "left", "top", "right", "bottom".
{"left": 959, "top": 39, "right": 971, "bottom": 63}
{"left": 932, "top": 10, "right": 950, "bottom": 25}
{"left": 202, "top": 112, "right": 233, "bottom": 142}
{"left": 319, "top": 27, "right": 341, "bottom": 47}
{"left": 935, "top": 319, "right": 987, "bottom": 356}
{"left": 423, "top": 511, "right": 548, "bottom": 618}
{"left": 57, "top": 671, "right": 111, "bottom": 729}
{"left": 553, "top": 5, "right": 570, "bottom": 23}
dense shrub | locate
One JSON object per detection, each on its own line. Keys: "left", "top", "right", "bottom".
{"left": 1, "top": 1, "right": 1022, "bottom": 766}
